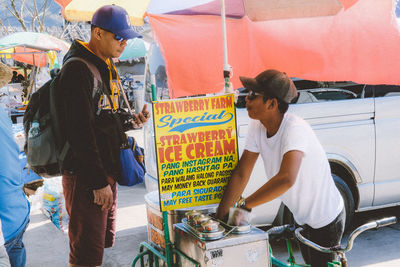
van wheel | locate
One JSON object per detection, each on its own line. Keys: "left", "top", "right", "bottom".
{"left": 333, "top": 174, "right": 355, "bottom": 229}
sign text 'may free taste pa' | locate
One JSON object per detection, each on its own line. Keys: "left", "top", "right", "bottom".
{"left": 153, "top": 94, "right": 238, "bottom": 211}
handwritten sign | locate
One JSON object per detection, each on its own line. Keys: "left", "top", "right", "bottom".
{"left": 153, "top": 94, "right": 239, "bottom": 211}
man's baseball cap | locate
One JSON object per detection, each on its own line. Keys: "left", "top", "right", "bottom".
{"left": 239, "top": 69, "right": 298, "bottom": 103}
{"left": 91, "top": 5, "right": 142, "bottom": 40}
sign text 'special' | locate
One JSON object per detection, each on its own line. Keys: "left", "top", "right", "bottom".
{"left": 157, "top": 110, "right": 233, "bottom": 133}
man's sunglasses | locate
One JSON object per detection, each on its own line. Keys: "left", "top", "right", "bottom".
{"left": 96, "top": 26, "right": 125, "bottom": 42}
{"left": 114, "top": 34, "right": 125, "bottom": 43}
{"left": 247, "top": 90, "right": 263, "bottom": 101}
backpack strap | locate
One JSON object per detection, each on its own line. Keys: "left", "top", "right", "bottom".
{"left": 50, "top": 57, "right": 103, "bottom": 163}
{"left": 65, "top": 57, "right": 103, "bottom": 97}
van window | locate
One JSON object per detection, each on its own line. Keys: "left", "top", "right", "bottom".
{"left": 291, "top": 81, "right": 368, "bottom": 104}
{"left": 235, "top": 80, "right": 369, "bottom": 108}
{"left": 369, "top": 85, "right": 400, "bottom": 98}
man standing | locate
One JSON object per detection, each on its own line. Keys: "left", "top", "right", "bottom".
{"left": 216, "top": 69, "right": 345, "bottom": 266}
{"left": 55, "top": 5, "right": 148, "bottom": 267}
{"left": 0, "top": 106, "right": 30, "bottom": 267}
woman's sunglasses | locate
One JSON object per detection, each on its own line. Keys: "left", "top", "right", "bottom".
{"left": 247, "top": 90, "right": 263, "bottom": 101}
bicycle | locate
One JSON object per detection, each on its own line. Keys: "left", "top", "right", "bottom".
{"left": 267, "top": 216, "right": 397, "bottom": 267}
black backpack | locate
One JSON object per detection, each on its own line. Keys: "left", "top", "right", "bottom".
{"left": 23, "top": 57, "right": 102, "bottom": 177}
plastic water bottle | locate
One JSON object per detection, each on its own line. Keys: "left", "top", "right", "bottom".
{"left": 28, "top": 122, "right": 40, "bottom": 138}
{"left": 132, "top": 81, "right": 144, "bottom": 114}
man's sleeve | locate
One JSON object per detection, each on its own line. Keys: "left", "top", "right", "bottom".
{"left": 59, "top": 61, "right": 108, "bottom": 190}
{"left": 244, "top": 119, "right": 260, "bottom": 153}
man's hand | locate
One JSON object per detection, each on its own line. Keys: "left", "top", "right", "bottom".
{"left": 93, "top": 184, "right": 113, "bottom": 210}
{"left": 227, "top": 207, "right": 252, "bottom": 226}
{"left": 131, "top": 104, "right": 149, "bottom": 128}
{"left": 216, "top": 206, "right": 230, "bottom": 222}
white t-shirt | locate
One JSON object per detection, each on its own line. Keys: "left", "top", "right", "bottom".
{"left": 245, "top": 113, "right": 344, "bottom": 228}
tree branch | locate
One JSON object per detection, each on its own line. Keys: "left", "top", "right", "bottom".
{"left": 32, "top": 0, "right": 39, "bottom": 31}
{"left": 7, "top": 0, "right": 28, "bottom": 31}
{"left": 40, "top": 0, "right": 49, "bottom": 32}
{"left": 0, "top": 19, "right": 9, "bottom": 35}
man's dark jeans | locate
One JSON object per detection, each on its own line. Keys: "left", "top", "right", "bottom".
{"left": 297, "top": 209, "right": 346, "bottom": 267}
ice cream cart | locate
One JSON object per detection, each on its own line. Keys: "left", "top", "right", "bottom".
{"left": 132, "top": 94, "right": 270, "bottom": 266}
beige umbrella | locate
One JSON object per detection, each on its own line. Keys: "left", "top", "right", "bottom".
{"left": 55, "top": 0, "right": 151, "bottom": 25}
{"left": 0, "top": 62, "right": 12, "bottom": 89}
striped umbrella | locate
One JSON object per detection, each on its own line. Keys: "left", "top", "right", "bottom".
{"left": 0, "top": 32, "right": 69, "bottom": 52}
{"left": 0, "top": 32, "right": 70, "bottom": 67}
{"left": 145, "top": 0, "right": 400, "bottom": 98}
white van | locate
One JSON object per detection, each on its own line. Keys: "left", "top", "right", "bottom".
{"left": 142, "top": 43, "right": 400, "bottom": 227}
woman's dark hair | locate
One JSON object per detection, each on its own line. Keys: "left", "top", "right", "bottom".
{"left": 263, "top": 95, "right": 289, "bottom": 114}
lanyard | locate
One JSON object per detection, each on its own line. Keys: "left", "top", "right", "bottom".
{"left": 98, "top": 62, "right": 120, "bottom": 111}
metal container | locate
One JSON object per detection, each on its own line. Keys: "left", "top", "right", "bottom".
{"left": 217, "top": 219, "right": 251, "bottom": 234}
{"left": 201, "top": 219, "right": 220, "bottom": 233}
{"left": 144, "top": 191, "right": 217, "bottom": 250}
{"left": 193, "top": 214, "right": 210, "bottom": 226}
{"left": 185, "top": 210, "right": 201, "bottom": 222}
{"left": 182, "top": 218, "right": 225, "bottom": 240}
{"left": 174, "top": 223, "right": 270, "bottom": 267}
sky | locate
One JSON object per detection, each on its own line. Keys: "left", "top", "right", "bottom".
{"left": 0, "top": 0, "right": 63, "bottom": 28}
